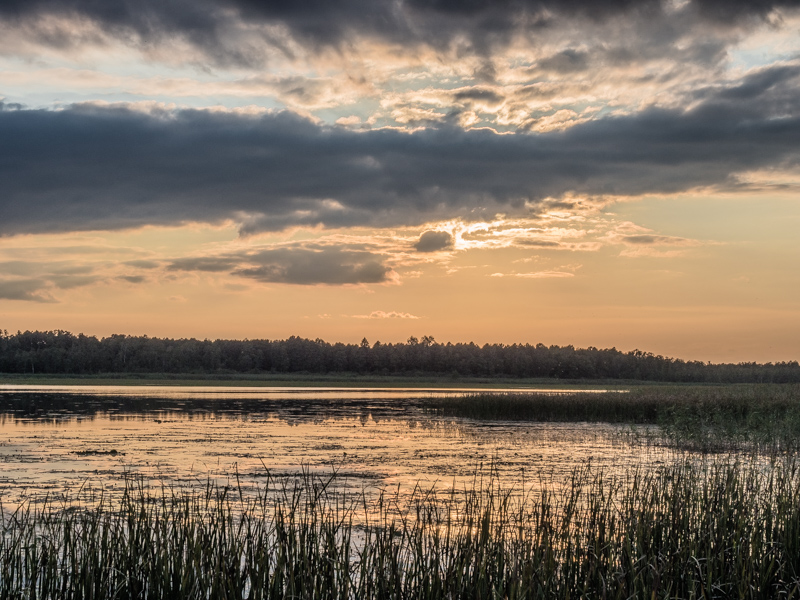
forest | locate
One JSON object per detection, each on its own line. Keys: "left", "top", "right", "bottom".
{"left": 1, "top": 329, "right": 799, "bottom": 383}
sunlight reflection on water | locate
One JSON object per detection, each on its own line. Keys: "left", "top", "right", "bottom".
{"left": 0, "top": 386, "right": 663, "bottom": 509}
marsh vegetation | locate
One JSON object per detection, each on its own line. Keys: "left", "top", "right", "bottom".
{"left": 2, "top": 384, "right": 800, "bottom": 598}
{"left": 431, "top": 384, "right": 800, "bottom": 453}
{"left": 3, "top": 459, "right": 800, "bottom": 599}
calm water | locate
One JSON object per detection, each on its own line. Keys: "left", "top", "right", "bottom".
{"left": 0, "top": 385, "right": 667, "bottom": 508}
{"left": 0, "top": 384, "right": 613, "bottom": 399}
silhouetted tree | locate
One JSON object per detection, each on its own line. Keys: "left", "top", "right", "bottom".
{"left": 0, "top": 330, "right": 798, "bottom": 383}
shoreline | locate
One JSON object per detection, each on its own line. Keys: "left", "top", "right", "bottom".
{"left": 0, "top": 372, "right": 642, "bottom": 389}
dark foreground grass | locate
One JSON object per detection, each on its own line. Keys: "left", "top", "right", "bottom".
{"left": 3, "top": 459, "right": 800, "bottom": 599}
{"left": 430, "top": 384, "right": 800, "bottom": 452}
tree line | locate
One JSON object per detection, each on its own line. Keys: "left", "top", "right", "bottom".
{"left": 1, "top": 329, "right": 799, "bottom": 383}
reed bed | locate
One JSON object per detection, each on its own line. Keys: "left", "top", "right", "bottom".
{"left": 3, "top": 459, "right": 800, "bottom": 599}
{"left": 430, "top": 384, "right": 800, "bottom": 452}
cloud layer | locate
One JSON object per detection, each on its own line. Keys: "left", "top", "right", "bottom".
{"left": 0, "top": 0, "right": 795, "bottom": 67}
{"left": 2, "top": 63, "right": 799, "bottom": 236}
{"left": 167, "top": 245, "right": 393, "bottom": 285}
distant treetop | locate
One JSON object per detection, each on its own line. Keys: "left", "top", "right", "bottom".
{"left": 0, "top": 329, "right": 798, "bottom": 383}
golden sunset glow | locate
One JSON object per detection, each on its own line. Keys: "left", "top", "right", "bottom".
{"left": 1, "top": 1, "right": 799, "bottom": 362}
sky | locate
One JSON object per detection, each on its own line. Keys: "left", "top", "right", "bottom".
{"left": 1, "top": 0, "right": 799, "bottom": 363}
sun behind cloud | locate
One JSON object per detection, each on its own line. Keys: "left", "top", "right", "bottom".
{"left": 0, "top": 0, "right": 799, "bottom": 361}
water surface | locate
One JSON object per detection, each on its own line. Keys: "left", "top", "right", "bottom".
{"left": 0, "top": 383, "right": 613, "bottom": 399}
{"left": 0, "top": 385, "right": 666, "bottom": 508}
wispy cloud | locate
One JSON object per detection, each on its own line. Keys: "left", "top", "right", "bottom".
{"left": 351, "top": 311, "right": 421, "bottom": 319}
{"left": 0, "top": 278, "right": 58, "bottom": 303}
{"left": 605, "top": 227, "right": 706, "bottom": 257}
{"left": 620, "top": 235, "right": 698, "bottom": 245}
{"left": 490, "top": 271, "right": 576, "bottom": 279}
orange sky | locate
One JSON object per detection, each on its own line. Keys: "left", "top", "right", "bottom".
{"left": 1, "top": 1, "right": 799, "bottom": 362}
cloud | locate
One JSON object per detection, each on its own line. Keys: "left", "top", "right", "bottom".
{"left": 1, "top": 63, "right": 799, "bottom": 236}
{"left": 167, "top": 257, "right": 234, "bottom": 273}
{"left": 352, "top": 310, "right": 421, "bottom": 319}
{"left": 0, "top": 278, "right": 57, "bottom": 302}
{"left": 490, "top": 271, "right": 575, "bottom": 278}
{"left": 517, "top": 240, "right": 565, "bottom": 248}
{"left": 537, "top": 49, "right": 591, "bottom": 73}
{"left": 119, "top": 275, "right": 146, "bottom": 284}
{"left": 414, "top": 230, "right": 454, "bottom": 252}
{"left": 124, "top": 259, "right": 161, "bottom": 269}
{"left": 0, "top": 260, "right": 39, "bottom": 276}
{"left": 168, "top": 244, "right": 393, "bottom": 285}
{"left": 48, "top": 274, "right": 98, "bottom": 289}
{"left": 452, "top": 87, "right": 504, "bottom": 105}
{"left": 0, "top": 0, "right": 793, "bottom": 69}
{"left": 605, "top": 228, "right": 706, "bottom": 255}
{"left": 620, "top": 234, "right": 697, "bottom": 245}
{"left": 0, "top": 258, "right": 101, "bottom": 301}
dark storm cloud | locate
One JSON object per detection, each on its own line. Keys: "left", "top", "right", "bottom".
{"left": 0, "top": 0, "right": 796, "bottom": 65}
{"left": 1, "top": 63, "right": 799, "bottom": 236}
{"left": 537, "top": 49, "right": 590, "bottom": 73}
{"left": 690, "top": 0, "right": 800, "bottom": 22}
{"left": 715, "top": 64, "right": 800, "bottom": 101}
{"left": 414, "top": 231, "right": 454, "bottom": 252}
{"left": 168, "top": 246, "right": 392, "bottom": 285}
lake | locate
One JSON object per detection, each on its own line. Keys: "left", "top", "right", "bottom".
{"left": 0, "top": 384, "right": 669, "bottom": 509}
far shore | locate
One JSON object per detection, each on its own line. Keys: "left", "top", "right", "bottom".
{"left": 0, "top": 372, "right": 656, "bottom": 389}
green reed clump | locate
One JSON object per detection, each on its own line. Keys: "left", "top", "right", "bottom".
{"left": 3, "top": 459, "right": 800, "bottom": 599}
{"left": 430, "top": 384, "right": 800, "bottom": 452}
{"left": 430, "top": 390, "right": 663, "bottom": 422}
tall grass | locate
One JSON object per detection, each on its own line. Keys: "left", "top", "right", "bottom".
{"left": 430, "top": 384, "right": 800, "bottom": 452}
{"left": 3, "top": 459, "right": 800, "bottom": 599}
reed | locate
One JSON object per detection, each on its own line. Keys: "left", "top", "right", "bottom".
{"left": 430, "top": 384, "right": 800, "bottom": 452}
{"left": 3, "top": 459, "right": 800, "bottom": 599}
